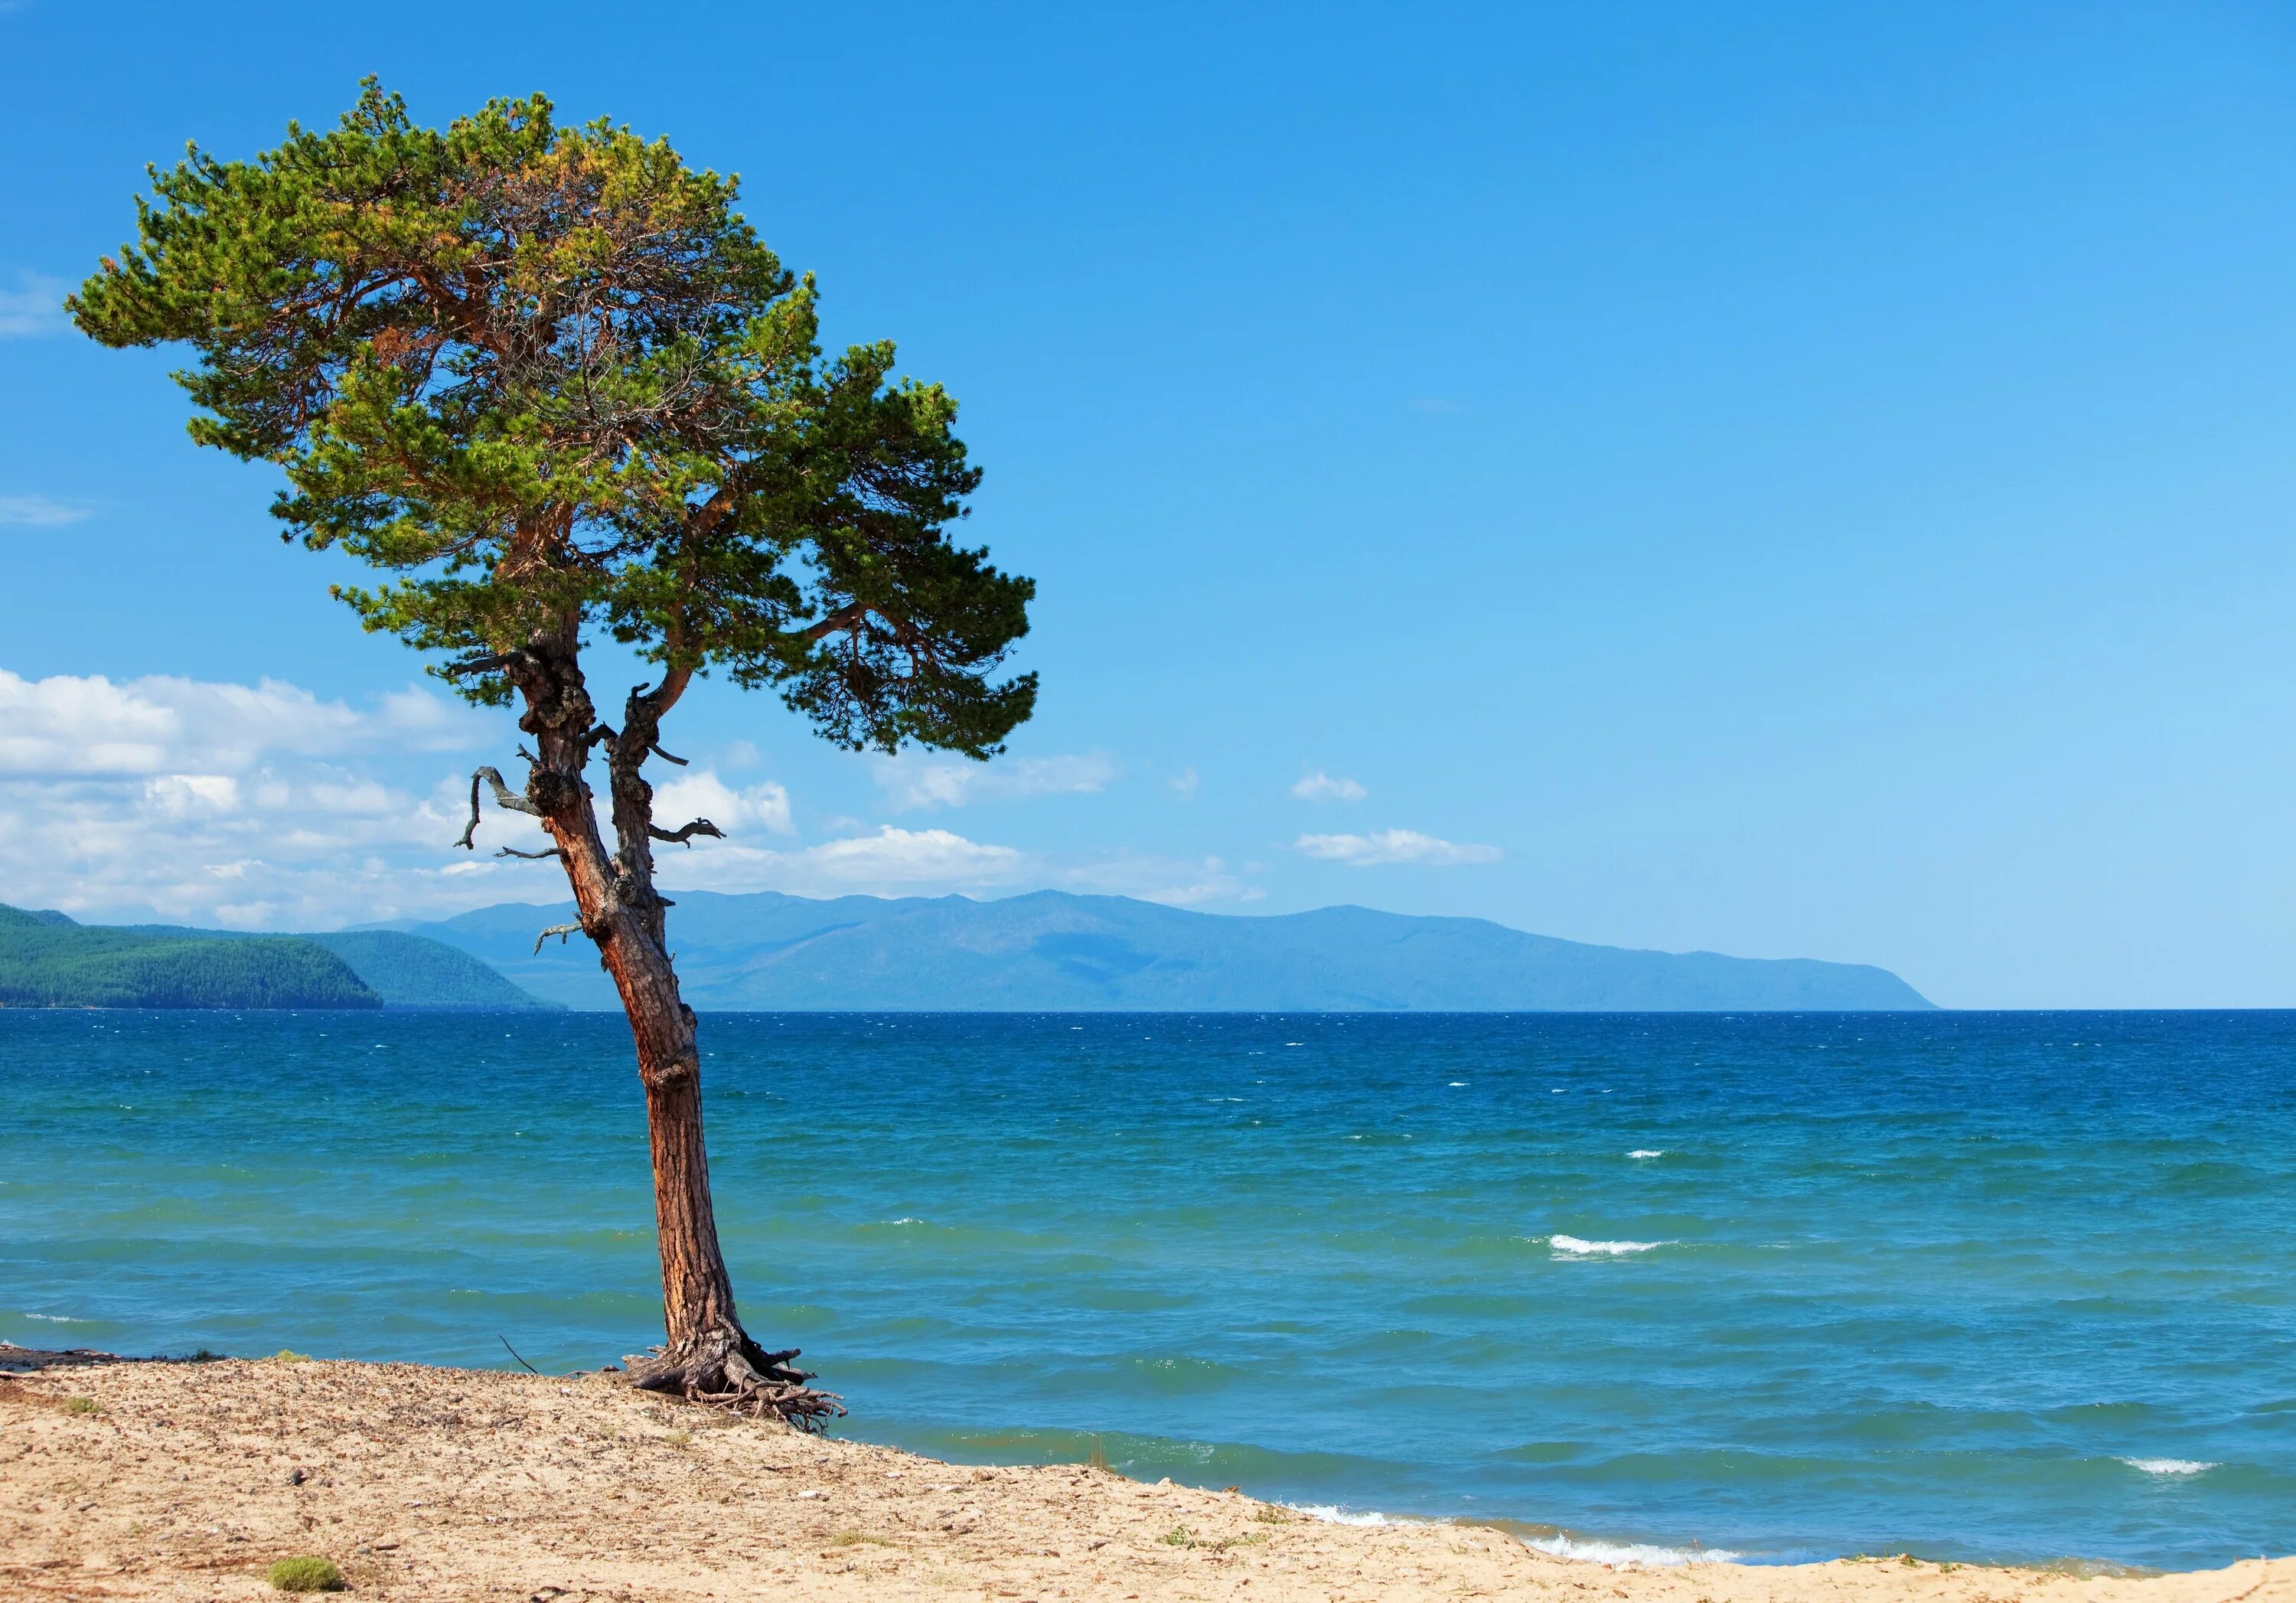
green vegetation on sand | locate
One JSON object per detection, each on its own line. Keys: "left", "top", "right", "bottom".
{"left": 265, "top": 1556, "right": 344, "bottom": 1592}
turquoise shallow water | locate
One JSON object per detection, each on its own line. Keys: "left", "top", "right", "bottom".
{"left": 2, "top": 1009, "right": 2291, "bottom": 1569}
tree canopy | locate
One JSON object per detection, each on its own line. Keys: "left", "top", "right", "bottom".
{"left": 71, "top": 80, "right": 1035, "bottom": 753}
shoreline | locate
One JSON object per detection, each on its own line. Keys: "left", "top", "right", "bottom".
{"left": 5, "top": 1350, "right": 2287, "bottom": 1602}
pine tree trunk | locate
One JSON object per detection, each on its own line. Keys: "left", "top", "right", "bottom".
{"left": 497, "top": 628, "right": 840, "bottom": 1426}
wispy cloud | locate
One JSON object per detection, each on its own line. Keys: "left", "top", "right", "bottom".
{"left": 0, "top": 273, "right": 67, "bottom": 338}
{"left": 875, "top": 751, "right": 1117, "bottom": 810}
{"left": 1291, "top": 770, "right": 1366, "bottom": 802}
{"left": 1167, "top": 766, "right": 1200, "bottom": 801}
{"left": 1295, "top": 828, "right": 1502, "bottom": 867}
{"left": 1407, "top": 397, "right": 1467, "bottom": 416}
{"left": 0, "top": 494, "right": 90, "bottom": 527}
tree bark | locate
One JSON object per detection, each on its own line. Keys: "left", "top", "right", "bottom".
{"left": 492, "top": 626, "right": 841, "bottom": 1427}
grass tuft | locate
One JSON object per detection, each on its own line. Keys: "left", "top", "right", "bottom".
{"left": 63, "top": 1396, "right": 103, "bottom": 1416}
{"left": 266, "top": 1350, "right": 313, "bottom": 1364}
{"left": 266, "top": 1556, "right": 344, "bottom": 1592}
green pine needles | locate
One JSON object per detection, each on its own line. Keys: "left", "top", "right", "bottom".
{"left": 70, "top": 79, "right": 1035, "bottom": 752}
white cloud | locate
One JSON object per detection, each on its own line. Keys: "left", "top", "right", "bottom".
{"left": 0, "top": 494, "right": 89, "bottom": 526}
{"left": 1291, "top": 770, "right": 1366, "bottom": 802}
{"left": 0, "top": 668, "right": 549, "bottom": 929}
{"left": 0, "top": 273, "right": 67, "bottom": 338}
{"left": 1166, "top": 766, "right": 1200, "bottom": 800}
{"left": 651, "top": 769, "right": 794, "bottom": 837}
{"left": 874, "top": 751, "right": 1116, "bottom": 810}
{"left": 0, "top": 762, "right": 556, "bottom": 930}
{"left": 1294, "top": 828, "right": 1502, "bottom": 867}
{"left": 1064, "top": 852, "right": 1264, "bottom": 907}
{"left": 0, "top": 669, "right": 491, "bottom": 778}
{"left": 662, "top": 824, "right": 1025, "bottom": 897}
{"left": 807, "top": 826, "right": 1022, "bottom": 881}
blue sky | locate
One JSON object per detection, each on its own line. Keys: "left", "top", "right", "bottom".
{"left": 4, "top": 2, "right": 2295, "bottom": 1007}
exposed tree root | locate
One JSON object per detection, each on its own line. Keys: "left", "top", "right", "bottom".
{"left": 621, "top": 1327, "right": 846, "bottom": 1432}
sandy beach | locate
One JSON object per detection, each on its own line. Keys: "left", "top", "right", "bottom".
{"left": 2, "top": 1348, "right": 2285, "bottom": 1603}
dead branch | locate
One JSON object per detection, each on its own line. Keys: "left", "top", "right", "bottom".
{"left": 649, "top": 743, "right": 689, "bottom": 766}
{"left": 649, "top": 818, "right": 725, "bottom": 846}
{"left": 533, "top": 922, "right": 582, "bottom": 954}
{"left": 455, "top": 765, "right": 543, "bottom": 850}
{"left": 494, "top": 845, "right": 564, "bottom": 861}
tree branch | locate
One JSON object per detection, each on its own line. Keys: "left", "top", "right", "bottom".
{"left": 804, "top": 602, "right": 869, "bottom": 642}
{"left": 650, "top": 743, "right": 689, "bottom": 766}
{"left": 533, "top": 921, "right": 583, "bottom": 954}
{"left": 649, "top": 818, "right": 726, "bottom": 846}
{"left": 442, "top": 651, "right": 527, "bottom": 677}
{"left": 455, "top": 764, "right": 544, "bottom": 850}
{"left": 495, "top": 845, "right": 564, "bottom": 860}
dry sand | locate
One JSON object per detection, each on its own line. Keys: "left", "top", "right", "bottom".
{"left": 2, "top": 1349, "right": 2285, "bottom": 1603}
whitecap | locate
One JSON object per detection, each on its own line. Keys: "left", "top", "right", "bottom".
{"left": 1448, "top": 1081, "right": 1469, "bottom": 1087}
{"left": 1525, "top": 1533, "right": 1743, "bottom": 1566}
{"left": 2121, "top": 1458, "right": 2215, "bottom": 1476}
{"left": 1290, "top": 1503, "right": 1402, "bottom": 1526}
{"left": 1628, "top": 1149, "right": 1663, "bottom": 1159}
{"left": 23, "top": 1313, "right": 90, "bottom": 1323}
{"left": 1548, "top": 1234, "right": 1668, "bottom": 1257}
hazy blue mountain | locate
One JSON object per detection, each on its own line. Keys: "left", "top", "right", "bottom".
{"left": 302, "top": 931, "right": 561, "bottom": 1010}
{"left": 386, "top": 890, "right": 1935, "bottom": 1012}
{"left": 0, "top": 905, "right": 553, "bottom": 1010}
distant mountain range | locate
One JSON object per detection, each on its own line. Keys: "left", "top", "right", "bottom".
{"left": 0, "top": 905, "right": 556, "bottom": 1011}
{"left": 383, "top": 890, "right": 1934, "bottom": 1012}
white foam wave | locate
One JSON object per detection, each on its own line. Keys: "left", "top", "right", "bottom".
{"left": 1290, "top": 1503, "right": 1401, "bottom": 1526}
{"left": 1525, "top": 1533, "right": 1743, "bottom": 1566}
{"left": 1548, "top": 1234, "right": 1668, "bottom": 1256}
{"left": 2121, "top": 1458, "right": 2215, "bottom": 1476}
{"left": 23, "top": 1313, "right": 90, "bottom": 1323}
{"left": 1628, "top": 1150, "right": 1663, "bottom": 1159}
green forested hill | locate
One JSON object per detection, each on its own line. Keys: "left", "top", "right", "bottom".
{"left": 0, "top": 907, "right": 380, "bottom": 1009}
{"left": 0, "top": 906, "right": 553, "bottom": 1010}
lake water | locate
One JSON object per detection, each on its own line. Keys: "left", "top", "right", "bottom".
{"left": 3, "top": 1010, "right": 2291, "bottom": 1569}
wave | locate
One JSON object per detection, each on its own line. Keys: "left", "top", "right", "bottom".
{"left": 2120, "top": 1458, "right": 2216, "bottom": 1476}
{"left": 1525, "top": 1533, "right": 1743, "bottom": 1566}
{"left": 1627, "top": 1150, "right": 1663, "bottom": 1159}
{"left": 1291, "top": 1503, "right": 1402, "bottom": 1526}
{"left": 1548, "top": 1234, "right": 1668, "bottom": 1257}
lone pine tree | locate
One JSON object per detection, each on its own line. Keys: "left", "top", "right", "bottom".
{"left": 73, "top": 83, "right": 1035, "bottom": 1421}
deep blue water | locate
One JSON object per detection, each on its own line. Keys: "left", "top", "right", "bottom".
{"left": 2, "top": 1010, "right": 2291, "bottom": 1569}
